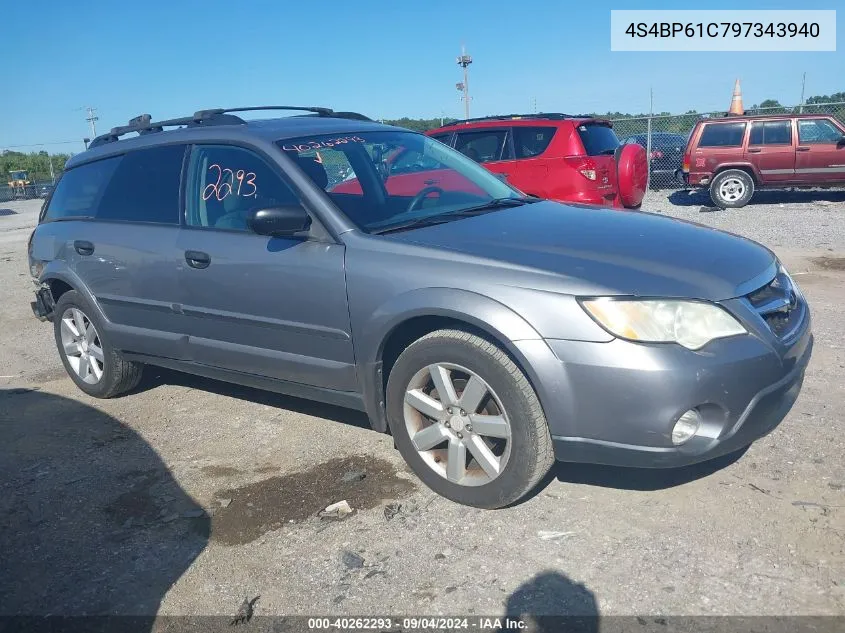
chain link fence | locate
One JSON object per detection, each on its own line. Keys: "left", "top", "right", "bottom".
{"left": 609, "top": 101, "right": 845, "bottom": 189}
{"left": 0, "top": 170, "right": 60, "bottom": 203}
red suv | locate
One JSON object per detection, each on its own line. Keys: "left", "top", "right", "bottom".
{"left": 420, "top": 114, "right": 647, "bottom": 209}
{"left": 683, "top": 114, "right": 845, "bottom": 208}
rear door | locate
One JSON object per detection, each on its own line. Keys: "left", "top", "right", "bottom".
{"left": 177, "top": 143, "right": 356, "bottom": 392}
{"left": 510, "top": 125, "right": 557, "bottom": 196}
{"left": 745, "top": 120, "right": 796, "bottom": 183}
{"left": 41, "top": 145, "right": 189, "bottom": 360}
{"left": 795, "top": 118, "right": 845, "bottom": 184}
{"left": 453, "top": 128, "right": 519, "bottom": 184}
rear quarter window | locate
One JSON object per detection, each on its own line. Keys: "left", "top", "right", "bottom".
{"left": 698, "top": 122, "right": 747, "bottom": 148}
{"left": 576, "top": 124, "right": 619, "bottom": 156}
{"left": 43, "top": 157, "right": 121, "bottom": 221}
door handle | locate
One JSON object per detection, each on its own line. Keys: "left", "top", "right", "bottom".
{"left": 796, "top": 146, "right": 811, "bottom": 152}
{"left": 185, "top": 250, "right": 211, "bottom": 269}
{"left": 747, "top": 148, "right": 762, "bottom": 153}
{"left": 74, "top": 240, "right": 94, "bottom": 256}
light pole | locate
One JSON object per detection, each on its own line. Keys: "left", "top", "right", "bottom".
{"left": 456, "top": 46, "right": 473, "bottom": 120}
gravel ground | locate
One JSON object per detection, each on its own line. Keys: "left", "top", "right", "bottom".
{"left": 642, "top": 188, "right": 845, "bottom": 252}
{"left": 1, "top": 193, "right": 844, "bottom": 624}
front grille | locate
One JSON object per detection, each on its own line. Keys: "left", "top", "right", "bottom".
{"left": 746, "top": 270, "right": 804, "bottom": 340}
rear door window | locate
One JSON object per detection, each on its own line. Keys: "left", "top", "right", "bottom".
{"left": 42, "top": 157, "right": 121, "bottom": 221}
{"left": 797, "top": 119, "right": 843, "bottom": 144}
{"left": 576, "top": 124, "right": 619, "bottom": 156}
{"left": 454, "top": 130, "right": 509, "bottom": 163}
{"left": 749, "top": 121, "right": 792, "bottom": 145}
{"left": 513, "top": 126, "right": 556, "bottom": 158}
{"left": 698, "top": 122, "right": 747, "bottom": 147}
{"left": 96, "top": 145, "right": 187, "bottom": 224}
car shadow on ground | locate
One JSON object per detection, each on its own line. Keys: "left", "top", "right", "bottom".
{"left": 135, "top": 367, "right": 372, "bottom": 430}
{"left": 668, "top": 188, "right": 845, "bottom": 208}
{"left": 548, "top": 448, "right": 746, "bottom": 492}
{"left": 0, "top": 388, "right": 208, "bottom": 627}
{"left": 501, "top": 571, "right": 598, "bottom": 632}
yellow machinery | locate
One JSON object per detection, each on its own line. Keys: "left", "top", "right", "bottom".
{"left": 8, "top": 170, "right": 34, "bottom": 199}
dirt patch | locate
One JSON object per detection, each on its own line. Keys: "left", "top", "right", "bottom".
{"left": 201, "top": 465, "right": 242, "bottom": 477}
{"left": 210, "top": 456, "right": 416, "bottom": 545}
{"left": 253, "top": 465, "right": 281, "bottom": 474}
{"left": 811, "top": 256, "right": 845, "bottom": 271}
{"left": 104, "top": 471, "right": 163, "bottom": 524}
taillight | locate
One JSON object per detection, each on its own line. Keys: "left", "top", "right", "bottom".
{"left": 682, "top": 146, "right": 691, "bottom": 173}
{"left": 565, "top": 156, "right": 598, "bottom": 181}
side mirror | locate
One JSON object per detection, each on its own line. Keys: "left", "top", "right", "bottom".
{"left": 247, "top": 205, "right": 311, "bottom": 237}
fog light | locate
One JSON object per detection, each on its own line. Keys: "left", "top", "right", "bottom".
{"left": 672, "top": 409, "right": 701, "bottom": 445}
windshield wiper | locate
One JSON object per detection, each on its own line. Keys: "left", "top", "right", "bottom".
{"left": 372, "top": 197, "right": 532, "bottom": 235}
{"left": 449, "top": 196, "right": 534, "bottom": 216}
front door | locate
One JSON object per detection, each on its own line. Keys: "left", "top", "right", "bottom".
{"left": 796, "top": 118, "right": 845, "bottom": 184}
{"left": 177, "top": 143, "right": 356, "bottom": 392}
{"left": 745, "top": 120, "right": 796, "bottom": 184}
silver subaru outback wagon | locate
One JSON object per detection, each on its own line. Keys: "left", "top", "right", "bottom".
{"left": 28, "top": 107, "right": 812, "bottom": 508}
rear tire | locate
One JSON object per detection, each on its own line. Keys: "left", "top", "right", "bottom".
{"left": 385, "top": 329, "right": 554, "bottom": 508}
{"left": 710, "top": 169, "right": 754, "bottom": 209}
{"left": 53, "top": 290, "right": 143, "bottom": 398}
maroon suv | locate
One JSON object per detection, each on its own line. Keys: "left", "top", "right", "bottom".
{"left": 683, "top": 114, "right": 845, "bottom": 208}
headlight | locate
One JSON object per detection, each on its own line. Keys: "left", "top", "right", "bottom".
{"left": 581, "top": 298, "right": 746, "bottom": 350}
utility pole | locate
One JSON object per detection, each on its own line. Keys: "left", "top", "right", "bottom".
{"left": 799, "top": 72, "right": 806, "bottom": 113}
{"left": 85, "top": 106, "right": 99, "bottom": 137}
{"left": 456, "top": 45, "right": 473, "bottom": 120}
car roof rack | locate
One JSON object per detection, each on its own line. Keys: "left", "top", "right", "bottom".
{"left": 88, "top": 106, "right": 371, "bottom": 149}
{"left": 439, "top": 112, "right": 595, "bottom": 126}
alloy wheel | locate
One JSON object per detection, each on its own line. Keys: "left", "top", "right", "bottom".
{"left": 403, "top": 363, "right": 512, "bottom": 486}
{"left": 60, "top": 308, "right": 104, "bottom": 385}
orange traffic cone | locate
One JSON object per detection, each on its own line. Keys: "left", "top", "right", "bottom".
{"left": 728, "top": 79, "right": 744, "bottom": 115}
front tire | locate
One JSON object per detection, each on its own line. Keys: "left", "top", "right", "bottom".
{"left": 53, "top": 290, "right": 143, "bottom": 398}
{"left": 710, "top": 169, "right": 754, "bottom": 208}
{"left": 385, "top": 329, "right": 554, "bottom": 508}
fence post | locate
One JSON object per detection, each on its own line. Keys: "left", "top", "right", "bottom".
{"left": 645, "top": 117, "right": 652, "bottom": 191}
{"left": 645, "top": 88, "right": 653, "bottom": 191}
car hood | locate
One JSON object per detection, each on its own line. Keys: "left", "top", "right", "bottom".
{"left": 386, "top": 201, "right": 776, "bottom": 300}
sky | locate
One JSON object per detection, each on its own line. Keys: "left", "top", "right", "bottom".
{"left": 1, "top": 0, "right": 842, "bottom": 155}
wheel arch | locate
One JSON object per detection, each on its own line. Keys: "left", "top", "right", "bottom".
{"left": 39, "top": 265, "right": 108, "bottom": 325}
{"left": 713, "top": 163, "right": 760, "bottom": 185}
{"left": 356, "top": 288, "right": 552, "bottom": 433}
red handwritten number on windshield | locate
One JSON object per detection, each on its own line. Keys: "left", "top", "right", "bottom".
{"left": 202, "top": 164, "right": 257, "bottom": 201}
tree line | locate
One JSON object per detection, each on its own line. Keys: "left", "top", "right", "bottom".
{"left": 385, "top": 91, "right": 845, "bottom": 135}
{"left": 4, "top": 91, "right": 842, "bottom": 179}
{"left": 1, "top": 150, "right": 70, "bottom": 183}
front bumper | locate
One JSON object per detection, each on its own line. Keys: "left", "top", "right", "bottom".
{"left": 544, "top": 315, "right": 812, "bottom": 468}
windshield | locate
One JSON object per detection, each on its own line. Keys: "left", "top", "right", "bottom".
{"left": 276, "top": 131, "right": 523, "bottom": 233}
